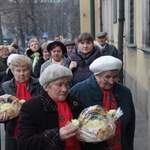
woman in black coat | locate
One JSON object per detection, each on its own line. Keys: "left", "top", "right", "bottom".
{"left": 17, "top": 64, "right": 83, "bottom": 150}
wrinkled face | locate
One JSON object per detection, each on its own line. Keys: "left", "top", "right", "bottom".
{"left": 13, "top": 66, "right": 30, "bottom": 83}
{"left": 0, "top": 49, "right": 9, "bottom": 59}
{"left": 45, "top": 77, "right": 71, "bottom": 101}
{"left": 66, "top": 45, "right": 74, "bottom": 55}
{"left": 95, "top": 70, "right": 120, "bottom": 90}
{"left": 78, "top": 41, "right": 94, "bottom": 54}
{"left": 42, "top": 49, "right": 51, "bottom": 61}
{"left": 29, "top": 42, "right": 39, "bottom": 52}
{"left": 97, "top": 36, "right": 107, "bottom": 46}
{"left": 50, "top": 46, "right": 63, "bottom": 62}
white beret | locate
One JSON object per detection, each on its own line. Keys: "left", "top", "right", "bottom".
{"left": 89, "top": 56, "right": 122, "bottom": 75}
{"left": 7, "top": 54, "right": 19, "bottom": 66}
{"left": 39, "top": 64, "right": 72, "bottom": 88}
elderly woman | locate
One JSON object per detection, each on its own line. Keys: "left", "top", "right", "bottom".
{"left": 17, "top": 64, "right": 83, "bottom": 150}
{"left": 0, "top": 55, "right": 40, "bottom": 150}
{"left": 26, "top": 38, "right": 42, "bottom": 73}
{"left": 69, "top": 56, "right": 135, "bottom": 150}
{"left": 40, "top": 41, "right": 67, "bottom": 74}
{"left": 34, "top": 42, "right": 51, "bottom": 78}
{"left": 0, "top": 45, "right": 9, "bottom": 84}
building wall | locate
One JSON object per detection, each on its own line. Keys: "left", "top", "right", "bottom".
{"left": 80, "top": 0, "right": 91, "bottom": 32}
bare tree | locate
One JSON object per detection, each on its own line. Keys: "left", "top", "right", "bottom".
{"left": 0, "top": 0, "right": 80, "bottom": 47}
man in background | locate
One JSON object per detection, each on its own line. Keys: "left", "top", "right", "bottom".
{"left": 96, "top": 32, "right": 119, "bottom": 58}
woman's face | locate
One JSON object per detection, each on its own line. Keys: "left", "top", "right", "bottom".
{"left": 13, "top": 66, "right": 30, "bottom": 83}
{"left": 29, "top": 42, "right": 39, "bottom": 52}
{"left": 95, "top": 70, "right": 120, "bottom": 90}
{"left": 46, "top": 77, "right": 70, "bottom": 101}
{"left": 50, "top": 46, "right": 63, "bottom": 62}
{"left": 42, "top": 49, "right": 51, "bottom": 61}
{"left": 0, "top": 49, "right": 9, "bottom": 59}
{"left": 78, "top": 41, "right": 94, "bottom": 54}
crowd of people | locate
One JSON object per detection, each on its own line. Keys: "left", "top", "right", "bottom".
{"left": 0, "top": 32, "right": 135, "bottom": 150}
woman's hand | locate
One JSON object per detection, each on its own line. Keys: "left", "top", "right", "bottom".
{"left": 59, "top": 122, "right": 78, "bottom": 141}
{"left": 69, "top": 61, "right": 77, "bottom": 70}
{"left": 0, "top": 113, "right": 10, "bottom": 122}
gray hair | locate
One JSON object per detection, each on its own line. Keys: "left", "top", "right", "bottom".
{"left": 10, "top": 55, "right": 32, "bottom": 73}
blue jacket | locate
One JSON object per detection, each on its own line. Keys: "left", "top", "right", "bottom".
{"left": 65, "top": 46, "right": 101, "bottom": 86}
{"left": 69, "top": 75, "right": 135, "bottom": 150}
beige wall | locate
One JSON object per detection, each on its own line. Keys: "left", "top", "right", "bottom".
{"left": 80, "top": 0, "right": 91, "bottom": 32}
{"left": 80, "top": 0, "right": 99, "bottom": 38}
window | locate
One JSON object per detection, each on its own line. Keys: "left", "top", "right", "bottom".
{"left": 142, "top": 0, "right": 150, "bottom": 49}
{"left": 125, "top": 0, "right": 136, "bottom": 47}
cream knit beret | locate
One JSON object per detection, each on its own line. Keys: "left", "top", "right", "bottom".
{"left": 89, "top": 56, "right": 122, "bottom": 75}
{"left": 39, "top": 64, "right": 72, "bottom": 88}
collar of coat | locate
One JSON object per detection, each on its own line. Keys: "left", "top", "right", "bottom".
{"left": 41, "top": 90, "right": 81, "bottom": 112}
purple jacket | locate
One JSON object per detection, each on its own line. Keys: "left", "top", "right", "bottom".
{"left": 65, "top": 46, "right": 101, "bottom": 86}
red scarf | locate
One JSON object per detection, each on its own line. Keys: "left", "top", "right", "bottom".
{"left": 101, "top": 89, "right": 122, "bottom": 150}
{"left": 54, "top": 100, "right": 80, "bottom": 150}
{"left": 14, "top": 80, "right": 31, "bottom": 139}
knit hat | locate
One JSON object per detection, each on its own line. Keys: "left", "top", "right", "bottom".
{"left": 89, "top": 56, "right": 122, "bottom": 75}
{"left": 39, "top": 64, "right": 72, "bottom": 88}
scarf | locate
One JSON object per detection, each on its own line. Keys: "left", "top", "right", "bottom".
{"left": 101, "top": 88, "right": 122, "bottom": 150}
{"left": 54, "top": 100, "right": 80, "bottom": 150}
{"left": 14, "top": 80, "right": 31, "bottom": 139}
{"left": 30, "top": 52, "right": 40, "bottom": 72}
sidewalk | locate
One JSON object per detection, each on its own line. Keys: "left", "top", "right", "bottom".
{"left": 134, "top": 105, "right": 148, "bottom": 150}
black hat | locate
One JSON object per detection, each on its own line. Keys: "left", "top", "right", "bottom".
{"left": 65, "top": 41, "right": 75, "bottom": 46}
{"left": 96, "top": 32, "right": 107, "bottom": 38}
{"left": 47, "top": 41, "right": 67, "bottom": 55}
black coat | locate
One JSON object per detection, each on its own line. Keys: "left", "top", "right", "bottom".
{"left": 34, "top": 57, "right": 46, "bottom": 78}
{"left": 17, "top": 90, "right": 83, "bottom": 150}
{"left": 0, "top": 57, "right": 7, "bottom": 83}
{"left": 102, "top": 43, "right": 119, "bottom": 58}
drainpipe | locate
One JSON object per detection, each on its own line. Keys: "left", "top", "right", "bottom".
{"left": 100, "top": 0, "right": 103, "bottom": 31}
{"left": 118, "top": 0, "right": 125, "bottom": 83}
{"left": 90, "top": 0, "right": 95, "bottom": 37}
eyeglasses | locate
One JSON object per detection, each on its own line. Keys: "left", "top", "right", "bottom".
{"left": 100, "top": 75, "right": 120, "bottom": 82}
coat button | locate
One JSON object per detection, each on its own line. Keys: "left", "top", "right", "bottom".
{"left": 60, "top": 116, "right": 65, "bottom": 122}
{"left": 73, "top": 101, "right": 78, "bottom": 106}
{"left": 114, "top": 93, "right": 119, "bottom": 98}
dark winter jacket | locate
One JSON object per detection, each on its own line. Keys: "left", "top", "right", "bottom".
{"left": 65, "top": 46, "right": 101, "bottom": 86}
{"left": 102, "top": 43, "right": 119, "bottom": 58}
{"left": 34, "top": 57, "right": 46, "bottom": 78}
{"left": 69, "top": 75, "right": 135, "bottom": 150}
{"left": 0, "top": 57, "right": 8, "bottom": 83}
{"left": 17, "top": 90, "right": 83, "bottom": 150}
